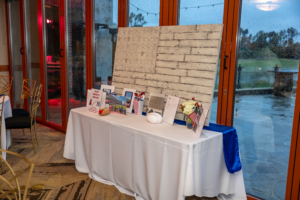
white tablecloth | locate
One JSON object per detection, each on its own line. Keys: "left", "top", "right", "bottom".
{"left": 64, "top": 107, "right": 246, "bottom": 200}
{"left": 1, "top": 96, "right": 12, "bottom": 159}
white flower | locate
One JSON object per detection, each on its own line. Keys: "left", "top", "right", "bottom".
{"left": 181, "top": 100, "right": 200, "bottom": 115}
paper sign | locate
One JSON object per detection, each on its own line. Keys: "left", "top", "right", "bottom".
{"left": 163, "top": 95, "right": 180, "bottom": 125}
{"left": 87, "top": 89, "right": 103, "bottom": 114}
{"left": 193, "top": 104, "right": 210, "bottom": 137}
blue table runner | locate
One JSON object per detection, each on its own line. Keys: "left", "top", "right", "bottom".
{"left": 173, "top": 119, "right": 242, "bottom": 174}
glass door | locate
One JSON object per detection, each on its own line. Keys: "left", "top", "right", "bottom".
{"left": 234, "top": 0, "right": 300, "bottom": 199}
{"left": 7, "top": 0, "right": 24, "bottom": 108}
{"left": 93, "top": 0, "right": 118, "bottom": 88}
{"left": 44, "top": 0, "right": 63, "bottom": 125}
{"left": 24, "top": 0, "right": 41, "bottom": 118}
{"left": 66, "top": 0, "right": 86, "bottom": 112}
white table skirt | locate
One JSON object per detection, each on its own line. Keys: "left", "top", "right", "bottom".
{"left": 64, "top": 107, "right": 246, "bottom": 200}
{"left": 1, "top": 96, "right": 12, "bottom": 159}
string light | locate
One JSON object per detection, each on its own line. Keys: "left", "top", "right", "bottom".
{"left": 129, "top": 2, "right": 224, "bottom": 17}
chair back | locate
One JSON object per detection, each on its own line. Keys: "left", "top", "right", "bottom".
{"left": 30, "top": 84, "right": 43, "bottom": 118}
{"left": 0, "top": 149, "right": 34, "bottom": 200}
{"left": 20, "top": 79, "right": 36, "bottom": 109}
{"left": 0, "top": 76, "right": 13, "bottom": 97}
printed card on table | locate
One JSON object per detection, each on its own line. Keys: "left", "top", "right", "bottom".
{"left": 87, "top": 89, "right": 103, "bottom": 114}
{"left": 163, "top": 95, "right": 180, "bottom": 125}
{"left": 193, "top": 104, "right": 210, "bottom": 137}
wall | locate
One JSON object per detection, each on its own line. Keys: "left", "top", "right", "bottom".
{"left": 112, "top": 25, "right": 223, "bottom": 124}
{"left": 0, "top": 0, "right": 9, "bottom": 76}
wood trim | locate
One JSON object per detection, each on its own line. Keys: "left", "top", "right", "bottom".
{"left": 0, "top": 65, "right": 9, "bottom": 71}
{"left": 217, "top": 0, "right": 241, "bottom": 126}
{"left": 60, "top": 0, "right": 67, "bottom": 131}
{"left": 171, "top": 0, "right": 178, "bottom": 25}
{"left": 5, "top": 1, "right": 13, "bottom": 106}
{"left": 216, "top": 0, "right": 230, "bottom": 125}
{"left": 36, "top": 118, "right": 66, "bottom": 132}
{"left": 160, "top": 0, "right": 178, "bottom": 26}
{"left": 286, "top": 60, "right": 300, "bottom": 199}
{"left": 85, "top": 0, "right": 93, "bottom": 92}
{"left": 246, "top": 195, "right": 261, "bottom": 200}
{"left": 159, "top": 0, "right": 169, "bottom": 26}
{"left": 36, "top": 118, "right": 65, "bottom": 133}
{"left": 118, "top": 0, "right": 127, "bottom": 27}
{"left": 225, "top": 0, "right": 241, "bottom": 126}
{"left": 37, "top": 0, "right": 47, "bottom": 124}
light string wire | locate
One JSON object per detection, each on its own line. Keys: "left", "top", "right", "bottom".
{"left": 129, "top": 2, "right": 224, "bottom": 16}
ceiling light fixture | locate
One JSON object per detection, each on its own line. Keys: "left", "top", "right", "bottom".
{"left": 256, "top": 3, "right": 280, "bottom": 11}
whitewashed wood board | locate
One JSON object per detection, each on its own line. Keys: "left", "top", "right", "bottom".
{"left": 113, "top": 24, "right": 223, "bottom": 126}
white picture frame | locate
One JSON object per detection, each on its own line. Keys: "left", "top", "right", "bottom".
{"left": 122, "top": 88, "right": 136, "bottom": 114}
{"left": 86, "top": 89, "right": 92, "bottom": 107}
{"left": 99, "top": 85, "right": 115, "bottom": 108}
{"left": 87, "top": 89, "right": 103, "bottom": 114}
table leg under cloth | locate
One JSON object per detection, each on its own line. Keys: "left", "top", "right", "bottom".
{"left": 1, "top": 96, "right": 12, "bottom": 160}
{"left": 64, "top": 107, "right": 246, "bottom": 200}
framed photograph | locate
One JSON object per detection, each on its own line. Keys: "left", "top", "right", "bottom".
{"left": 99, "top": 85, "right": 115, "bottom": 108}
{"left": 107, "top": 93, "right": 127, "bottom": 115}
{"left": 122, "top": 88, "right": 136, "bottom": 114}
{"left": 148, "top": 93, "right": 165, "bottom": 115}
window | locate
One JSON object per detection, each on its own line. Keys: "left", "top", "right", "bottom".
{"left": 93, "top": 0, "right": 118, "bottom": 88}
{"left": 128, "top": 0, "right": 160, "bottom": 27}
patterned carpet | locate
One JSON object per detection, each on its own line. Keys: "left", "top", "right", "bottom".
{"left": 2, "top": 123, "right": 217, "bottom": 200}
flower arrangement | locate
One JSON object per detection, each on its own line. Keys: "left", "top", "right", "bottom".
{"left": 180, "top": 98, "right": 201, "bottom": 129}
{"left": 180, "top": 98, "right": 200, "bottom": 115}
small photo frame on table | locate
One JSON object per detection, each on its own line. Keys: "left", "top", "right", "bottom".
{"left": 148, "top": 93, "right": 165, "bottom": 115}
{"left": 100, "top": 85, "right": 115, "bottom": 108}
{"left": 122, "top": 88, "right": 136, "bottom": 114}
{"left": 192, "top": 104, "right": 210, "bottom": 137}
{"left": 107, "top": 93, "right": 127, "bottom": 115}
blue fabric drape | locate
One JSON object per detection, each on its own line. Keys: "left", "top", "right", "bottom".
{"left": 203, "top": 123, "right": 242, "bottom": 174}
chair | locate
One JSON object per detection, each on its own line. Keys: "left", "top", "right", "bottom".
{"left": 12, "top": 79, "right": 36, "bottom": 117}
{"left": 5, "top": 84, "right": 43, "bottom": 153}
{"left": 0, "top": 76, "right": 13, "bottom": 97}
{"left": 0, "top": 149, "right": 34, "bottom": 200}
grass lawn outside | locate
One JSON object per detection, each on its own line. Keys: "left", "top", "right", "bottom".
{"left": 214, "top": 58, "right": 299, "bottom": 89}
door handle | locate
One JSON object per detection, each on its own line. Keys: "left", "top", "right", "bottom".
{"left": 20, "top": 47, "right": 24, "bottom": 55}
{"left": 224, "top": 55, "right": 229, "bottom": 69}
{"left": 60, "top": 49, "right": 64, "bottom": 57}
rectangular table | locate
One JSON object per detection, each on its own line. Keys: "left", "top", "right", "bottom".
{"left": 64, "top": 107, "right": 246, "bottom": 200}
{"left": 1, "top": 96, "right": 12, "bottom": 160}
